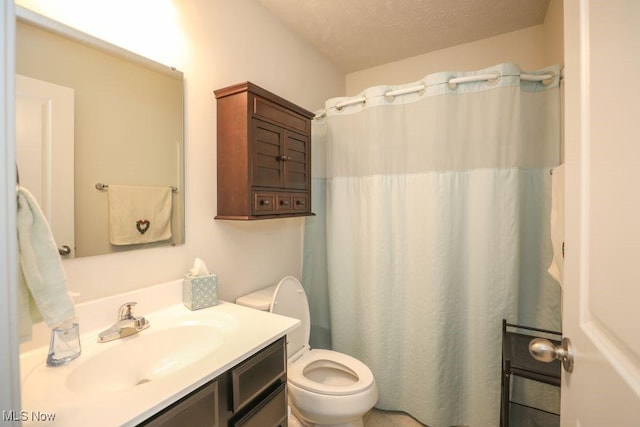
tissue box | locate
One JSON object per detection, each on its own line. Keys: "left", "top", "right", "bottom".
{"left": 183, "top": 273, "right": 218, "bottom": 310}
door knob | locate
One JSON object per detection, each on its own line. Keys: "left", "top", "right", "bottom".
{"left": 58, "top": 245, "right": 71, "bottom": 256}
{"left": 529, "top": 337, "right": 574, "bottom": 373}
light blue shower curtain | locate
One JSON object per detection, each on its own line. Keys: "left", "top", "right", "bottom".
{"left": 303, "top": 63, "right": 561, "bottom": 426}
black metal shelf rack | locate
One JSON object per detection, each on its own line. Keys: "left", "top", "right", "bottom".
{"left": 501, "top": 319, "right": 562, "bottom": 427}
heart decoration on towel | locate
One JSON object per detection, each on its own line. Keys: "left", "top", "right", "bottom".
{"left": 136, "top": 219, "right": 150, "bottom": 234}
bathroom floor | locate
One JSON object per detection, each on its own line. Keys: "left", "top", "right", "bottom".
{"left": 363, "top": 409, "right": 426, "bottom": 426}
{"left": 288, "top": 409, "right": 425, "bottom": 426}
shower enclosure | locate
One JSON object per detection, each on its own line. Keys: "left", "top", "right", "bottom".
{"left": 303, "top": 63, "right": 562, "bottom": 426}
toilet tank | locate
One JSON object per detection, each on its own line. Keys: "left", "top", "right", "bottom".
{"left": 236, "top": 277, "right": 311, "bottom": 362}
{"left": 235, "top": 285, "right": 278, "bottom": 311}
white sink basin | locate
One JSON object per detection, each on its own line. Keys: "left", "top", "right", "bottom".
{"left": 21, "top": 308, "right": 236, "bottom": 399}
{"left": 64, "top": 324, "right": 224, "bottom": 393}
{"left": 19, "top": 281, "right": 300, "bottom": 427}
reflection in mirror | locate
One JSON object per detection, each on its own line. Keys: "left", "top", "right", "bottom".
{"left": 15, "top": 7, "right": 184, "bottom": 258}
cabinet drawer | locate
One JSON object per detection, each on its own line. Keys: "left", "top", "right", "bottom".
{"left": 254, "top": 96, "right": 308, "bottom": 134}
{"left": 293, "top": 195, "right": 308, "bottom": 211}
{"left": 232, "top": 382, "right": 287, "bottom": 427}
{"left": 254, "top": 193, "right": 276, "bottom": 213}
{"left": 140, "top": 380, "right": 218, "bottom": 427}
{"left": 232, "top": 338, "right": 286, "bottom": 413}
{"left": 276, "top": 195, "right": 293, "bottom": 212}
{"left": 253, "top": 192, "right": 309, "bottom": 215}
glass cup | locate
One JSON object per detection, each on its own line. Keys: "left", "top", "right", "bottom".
{"left": 47, "top": 322, "right": 81, "bottom": 366}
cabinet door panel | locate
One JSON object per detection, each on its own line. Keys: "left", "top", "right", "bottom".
{"left": 287, "top": 172, "right": 307, "bottom": 191}
{"left": 287, "top": 161, "right": 306, "bottom": 174}
{"left": 286, "top": 137, "right": 306, "bottom": 156}
{"left": 284, "top": 131, "right": 309, "bottom": 190}
{"left": 253, "top": 120, "right": 283, "bottom": 188}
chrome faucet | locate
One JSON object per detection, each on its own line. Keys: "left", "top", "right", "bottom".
{"left": 98, "top": 302, "right": 150, "bottom": 343}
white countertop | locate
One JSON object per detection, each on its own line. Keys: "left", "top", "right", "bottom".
{"left": 19, "top": 280, "right": 300, "bottom": 426}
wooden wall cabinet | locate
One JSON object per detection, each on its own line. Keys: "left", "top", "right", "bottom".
{"left": 215, "top": 82, "right": 314, "bottom": 220}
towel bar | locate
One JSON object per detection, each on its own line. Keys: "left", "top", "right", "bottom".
{"left": 95, "top": 183, "right": 178, "bottom": 192}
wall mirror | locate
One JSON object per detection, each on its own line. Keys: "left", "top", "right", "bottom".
{"left": 15, "top": 6, "right": 185, "bottom": 258}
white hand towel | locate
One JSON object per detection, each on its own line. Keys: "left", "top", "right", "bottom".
{"left": 17, "top": 186, "right": 76, "bottom": 342}
{"left": 548, "top": 164, "right": 565, "bottom": 286}
{"left": 108, "top": 185, "right": 173, "bottom": 245}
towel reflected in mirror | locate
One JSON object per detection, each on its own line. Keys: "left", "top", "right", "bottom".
{"left": 107, "top": 185, "right": 173, "bottom": 246}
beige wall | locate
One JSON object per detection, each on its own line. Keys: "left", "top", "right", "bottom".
{"left": 345, "top": 0, "right": 564, "bottom": 96}
{"left": 543, "top": 0, "right": 564, "bottom": 67}
{"left": 345, "top": 25, "right": 546, "bottom": 96}
{"left": 544, "top": 0, "right": 564, "bottom": 161}
{"left": 16, "top": 0, "right": 345, "bottom": 303}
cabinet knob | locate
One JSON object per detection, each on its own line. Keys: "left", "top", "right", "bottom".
{"left": 277, "top": 155, "right": 291, "bottom": 162}
{"left": 280, "top": 200, "right": 290, "bottom": 206}
{"left": 260, "top": 199, "right": 271, "bottom": 206}
{"left": 295, "top": 199, "right": 305, "bottom": 206}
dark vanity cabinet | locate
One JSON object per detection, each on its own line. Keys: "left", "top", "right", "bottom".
{"left": 139, "top": 337, "right": 287, "bottom": 427}
{"left": 230, "top": 336, "right": 287, "bottom": 426}
{"left": 214, "top": 82, "right": 314, "bottom": 220}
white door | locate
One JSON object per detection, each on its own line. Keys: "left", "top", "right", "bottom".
{"left": 16, "top": 74, "right": 75, "bottom": 258}
{"left": 561, "top": 1, "right": 640, "bottom": 425}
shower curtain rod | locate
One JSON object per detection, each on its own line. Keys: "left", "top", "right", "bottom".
{"left": 315, "top": 72, "right": 555, "bottom": 119}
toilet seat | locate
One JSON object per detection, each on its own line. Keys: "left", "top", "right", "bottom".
{"left": 288, "top": 348, "right": 375, "bottom": 396}
{"left": 270, "top": 276, "right": 311, "bottom": 359}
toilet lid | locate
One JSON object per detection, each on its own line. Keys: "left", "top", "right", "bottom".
{"left": 271, "top": 276, "right": 310, "bottom": 359}
{"left": 288, "top": 349, "right": 375, "bottom": 396}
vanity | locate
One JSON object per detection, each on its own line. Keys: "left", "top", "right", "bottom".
{"left": 141, "top": 337, "right": 287, "bottom": 426}
{"left": 18, "top": 280, "right": 300, "bottom": 426}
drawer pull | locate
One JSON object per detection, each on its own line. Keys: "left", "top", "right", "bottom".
{"left": 260, "top": 199, "right": 271, "bottom": 206}
{"left": 295, "top": 199, "right": 305, "bottom": 206}
{"left": 280, "top": 200, "right": 290, "bottom": 206}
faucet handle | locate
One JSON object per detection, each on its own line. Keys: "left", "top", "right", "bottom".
{"left": 134, "top": 316, "right": 149, "bottom": 329}
{"left": 118, "top": 302, "right": 137, "bottom": 320}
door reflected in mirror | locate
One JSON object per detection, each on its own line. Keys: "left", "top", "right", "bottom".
{"left": 16, "top": 8, "right": 184, "bottom": 258}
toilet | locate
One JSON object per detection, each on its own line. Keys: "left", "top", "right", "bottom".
{"left": 236, "top": 276, "right": 378, "bottom": 427}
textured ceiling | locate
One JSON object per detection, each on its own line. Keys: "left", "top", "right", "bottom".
{"left": 256, "top": 0, "right": 550, "bottom": 73}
